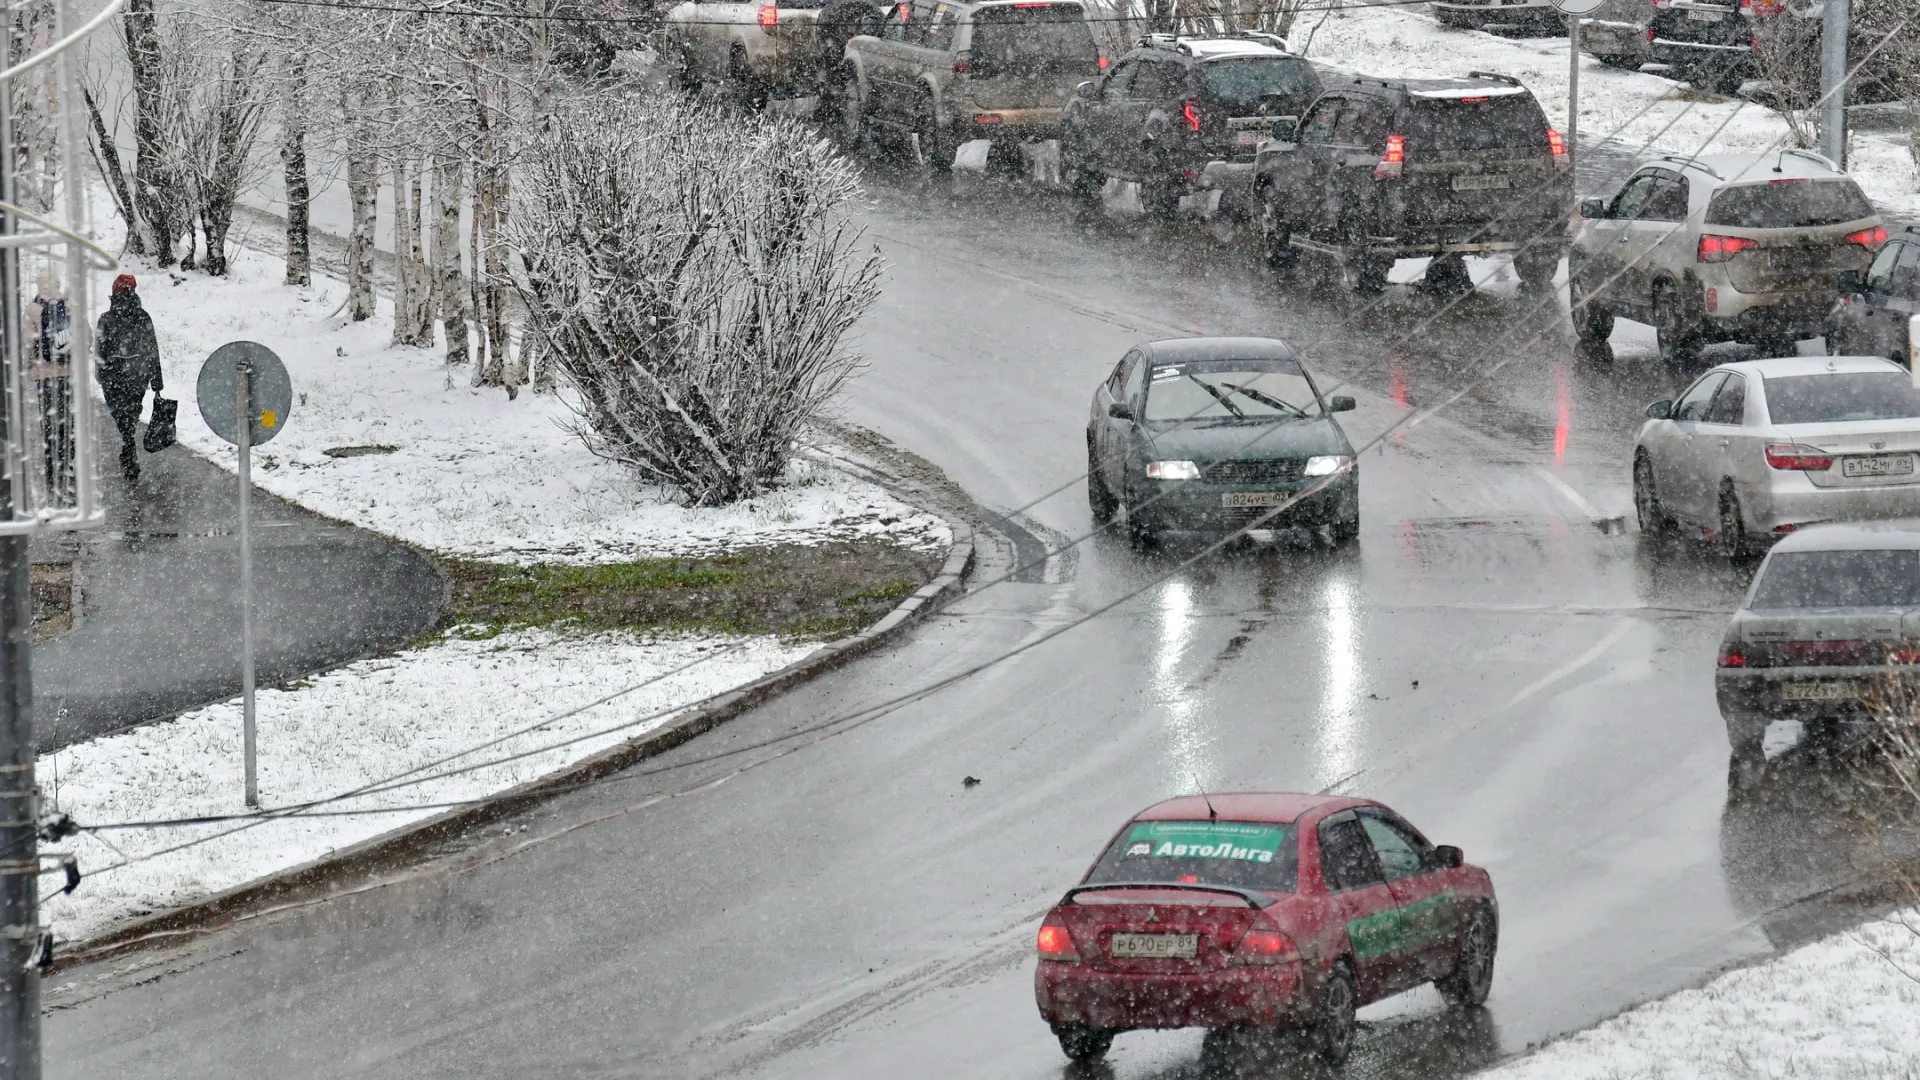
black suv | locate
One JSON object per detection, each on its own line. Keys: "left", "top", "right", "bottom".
{"left": 1252, "top": 72, "right": 1571, "bottom": 295}
{"left": 1828, "top": 225, "right": 1920, "bottom": 368}
{"left": 1058, "top": 33, "right": 1323, "bottom": 218}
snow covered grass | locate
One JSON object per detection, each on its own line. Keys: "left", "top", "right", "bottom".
{"left": 1479, "top": 911, "right": 1920, "bottom": 1079}
{"left": 134, "top": 243, "right": 948, "bottom": 563}
{"left": 42, "top": 628, "right": 814, "bottom": 944}
{"left": 1296, "top": 3, "right": 1919, "bottom": 218}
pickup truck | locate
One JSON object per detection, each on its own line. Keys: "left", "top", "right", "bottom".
{"left": 838, "top": 0, "right": 1101, "bottom": 168}
{"left": 665, "top": 0, "right": 881, "bottom": 105}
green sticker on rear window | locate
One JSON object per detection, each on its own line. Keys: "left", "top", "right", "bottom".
{"left": 1123, "top": 821, "right": 1286, "bottom": 863}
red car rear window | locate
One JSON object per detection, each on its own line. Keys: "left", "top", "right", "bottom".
{"left": 1083, "top": 820, "right": 1299, "bottom": 893}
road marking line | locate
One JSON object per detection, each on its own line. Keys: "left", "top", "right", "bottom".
{"left": 1506, "top": 619, "right": 1636, "bottom": 708}
{"left": 1533, "top": 465, "right": 1604, "bottom": 522}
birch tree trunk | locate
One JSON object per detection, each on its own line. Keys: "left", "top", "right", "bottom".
{"left": 391, "top": 157, "right": 415, "bottom": 342}
{"left": 345, "top": 97, "right": 378, "bottom": 322}
{"left": 489, "top": 164, "right": 519, "bottom": 396}
{"left": 281, "top": 57, "right": 310, "bottom": 286}
{"left": 124, "top": 0, "right": 175, "bottom": 264}
{"left": 433, "top": 153, "right": 469, "bottom": 365}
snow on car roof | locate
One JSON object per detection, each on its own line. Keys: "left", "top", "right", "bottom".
{"left": 1134, "top": 792, "right": 1360, "bottom": 824}
{"left": 1720, "top": 355, "right": 1905, "bottom": 380}
{"left": 1406, "top": 84, "right": 1528, "bottom": 99}
{"left": 1658, "top": 150, "right": 1847, "bottom": 183}
{"left": 1146, "top": 336, "right": 1299, "bottom": 363}
{"left": 1179, "top": 38, "right": 1286, "bottom": 59}
{"left": 1770, "top": 519, "right": 1920, "bottom": 553}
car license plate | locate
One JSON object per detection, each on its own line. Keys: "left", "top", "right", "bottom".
{"left": 1842, "top": 453, "right": 1915, "bottom": 477}
{"left": 1687, "top": 7, "right": 1726, "bottom": 20}
{"left": 1782, "top": 682, "right": 1857, "bottom": 702}
{"left": 1109, "top": 933, "right": 1198, "bottom": 959}
{"left": 1452, "top": 174, "right": 1511, "bottom": 192}
{"left": 1222, "top": 492, "right": 1285, "bottom": 508}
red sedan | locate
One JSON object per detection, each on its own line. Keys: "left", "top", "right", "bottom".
{"left": 1033, "top": 792, "right": 1498, "bottom": 1065}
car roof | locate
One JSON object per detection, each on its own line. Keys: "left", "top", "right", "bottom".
{"left": 1132, "top": 792, "right": 1368, "bottom": 824}
{"left": 1330, "top": 74, "right": 1528, "bottom": 99}
{"left": 1710, "top": 355, "right": 1904, "bottom": 380}
{"left": 1649, "top": 150, "right": 1846, "bottom": 184}
{"left": 1144, "top": 336, "right": 1300, "bottom": 364}
{"left": 1180, "top": 38, "right": 1286, "bottom": 60}
{"left": 1770, "top": 519, "right": 1920, "bottom": 553}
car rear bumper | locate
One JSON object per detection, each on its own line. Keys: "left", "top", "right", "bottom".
{"left": 1741, "top": 474, "right": 1920, "bottom": 532}
{"left": 964, "top": 107, "right": 1062, "bottom": 139}
{"left": 1716, "top": 667, "right": 1904, "bottom": 733}
{"left": 1130, "top": 474, "right": 1357, "bottom": 535}
{"left": 1035, "top": 961, "right": 1306, "bottom": 1029}
{"left": 1699, "top": 290, "right": 1834, "bottom": 341}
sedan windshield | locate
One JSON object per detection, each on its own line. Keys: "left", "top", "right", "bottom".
{"left": 1764, "top": 372, "right": 1920, "bottom": 424}
{"left": 1749, "top": 549, "right": 1920, "bottom": 609}
{"left": 1084, "top": 820, "right": 1299, "bottom": 893}
{"left": 1142, "top": 362, "right": 1323, "bottom": 422}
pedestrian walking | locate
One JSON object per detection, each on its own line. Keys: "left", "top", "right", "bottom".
{"left": 96, "top": 273, "right": 162, "bottom": 485}
{"left": 25, "top": 268, "right": 73, "bottom": 504}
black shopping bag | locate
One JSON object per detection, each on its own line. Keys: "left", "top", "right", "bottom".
{"left": 143, "top": 396, "right": 177, "bottom": 453}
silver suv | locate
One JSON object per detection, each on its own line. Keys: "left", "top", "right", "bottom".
{"left": 1569, "top": 151, "right": 1885, "bottom": 364}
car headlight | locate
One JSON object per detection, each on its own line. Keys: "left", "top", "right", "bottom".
{"left": 1145, "top": 460, "right": 1202, "bottom": 480}
{"left": 1303, "top": 455, "right": 1350, "bottom": 477}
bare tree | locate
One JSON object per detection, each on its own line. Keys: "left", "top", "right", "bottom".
{"left": 508, "top": 96, "right": 883, "bottom": 506}
{"left": 123, "top": 0, "right": 181, "bottom": 263}
{"left": 1749, "top": 9, "right": 1821, "bottom": 148}
{"left": 1854, "top": 0, "right": 1920, "bottom": 174}
{"left": 281, "top": 52, "right": 312, "bottom": 286}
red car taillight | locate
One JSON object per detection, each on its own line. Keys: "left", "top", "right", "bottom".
{"left": 1718, "top": 643, "right": 1747, "bottom": 668}
{"left": 1182, "top": 100, "right": 1201, "bottom": 133}
{"left": 1373, "top": 134, "right": 1405, "bottom": 180}
{"left": 1098, "top": 55, "right": 1109, "bottom": 69}
{"left": 757, "top": 4, "right": 778, "bottom": 32}
{"left": 952, "top": 59, "right": 969, "bottom": 74}
{"left": 1764, "top": 443, "right": 1834, "bottom": 471}
{"left": 1647, "top": 26, "right": 1656, "bottom": 42}
{"left": 1743, "top": 0, "right": 1783, "bottom": 14}
{"left": 1037, "top": 917, "right": 1080, "bottom": 962}
{"left": 1547, "top": 127, "right": 1568, "bottom": 172}
{"left": 1892, "top": 647, "right": 1920, "bottom": 664}
{"left": 1845, "top": 226, "right": 1888, "bottom": 249}
{"left": 1231, "top": 928, "right": 1299, "bottom": 966}
{"left": 1698, "top": 234, "right": 1758, "bottom": 262}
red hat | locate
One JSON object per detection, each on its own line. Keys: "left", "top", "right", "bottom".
{"left": 112, "top": 274, "right": 137, "bottom": 296}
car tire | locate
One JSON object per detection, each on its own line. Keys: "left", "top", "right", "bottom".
{"left": 1259, "top": 188, "right": 1298, "bottom": 270}
{"left": 1141, "top": 177, "right": 1181, "bottom": 221}
{"left": 1727, "top": 724, "right": 1767, "bottom": 794}
{"left": 1436, "top": 906, "right": 1497, "bottom": 1006}
{"left": 1330, "top": 511, "right": 1360, "bottom": 546}
{"left": 834, "top": 69, "right": 868, "bottom": 154}
{"left": 1124, "top": 486, "right": 1158, "bottom": 549}
{"left": 913, "top": 89, "right": 954, "bottom": 171}
{"left": 1064, "top": 145, "right": 1104, "bottom": 202}
{"left": 1423, "top": 253, "right": 1473, "bottom": 295}
{"left": 729, "top": 46, "right": 769, "bottom": 111}
{"left": 1513, "top": 246, "right": 1560, "bottom": 293}
{"left": 1633, "top": 453, "right": 1669, "bottom": 536}
{"left": 1088, "top": 444, "right": 1118, "bottom": 525}
{"left": 1573, "top": 301, "right": 1615, "bottom": 345}
{"left": 1654, "top": 284, "right": 1701, "bottom": 366}
{"left": 1052, "top": 1024, "right": 1115, "bottom": 1063}
{"left": 1717, "top": 483, "right": 1751, "bottom": 560}
{"left": 675, "top": 48, "right": 704, "bottom": 97}
{"left": 1340, "top": 241, "right": 1390, "bottom": 297}
{"left": 1308, "top": 961, "right": 1358, "bottom": 1066}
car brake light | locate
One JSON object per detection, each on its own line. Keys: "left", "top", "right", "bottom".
{"left": 1845, "top": 226, "right": 1888, "bottom": 249}
{"left": 1718, "top": 645, "right": 1746, "bottom": 667}
{"left": 1764, "top": 443, "right": 1834, "bottom": 471}
{"left": 1698, "top": 234, "right": 1758, "bottom": 262}
{"left": 1892, "top": 648, "right": 1920, "bottom": 664}
{"left": 1037, "top": 918, "right": 1080, "bottom": 961}
{"left": 1098, "top": 55, "right": 1109, "bottom": 69}
{"left": 1706, "top": 287, "right": 1719, "bottom": 313}
{"left": 758, "top": 4, "right": 777, "bottom": 32}
{"left": 1547, "top": 127, "right": 1568, "bottom": 172}
{"left": 1182, "top": 100, "right": 1201, "bottom": 133}
{"left": 1743, "top": 0, "right": 1783, "bottom": 13}
{"left": 974, "top": 114, "right": 1002, "bottom": 125}
{"left": 953, "top": 59, "right": 969, "bottom": 74}
{"left": 1373, "top": 134, "right": 1405, "bottom": 180}
{"left": 1461, "top": 96, "right": 1489, "bottom": 103}
{"left": 1647, "top": 27, "right": 1656, "bottom": 42}
{"left": 1232, "top": 929, "right": 1300, "bottom": 966}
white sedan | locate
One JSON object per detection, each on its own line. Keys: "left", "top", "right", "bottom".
{"left": 1632, "top": 355, "right": 1920, "bottom": 557}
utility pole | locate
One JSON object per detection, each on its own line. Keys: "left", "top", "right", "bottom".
{"left": 1819, "top": 0, "right": 1850, "bottom": 167}
{"left": 0, "top": 51, "right": 41, "bottom": 1080}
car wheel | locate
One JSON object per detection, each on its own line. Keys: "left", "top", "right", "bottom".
{"left": 675, "top": 48, "right": 704, "bottom": 96}
{"left": 1330, "top": 511, "right": 1360, "bottom": 546}
{"left": 1727, "top": 724, "right": 1767, "bottom": 794}
{"left": 1573, "top": 301, "right": 1615, "bottom": 345}
{"left": 1087, "top": 444, "right": 1118, "bottom": 525}
{"left": 1654, "top": 284, "right": 1701, "bottom": 366}
{"left": 913, "top": 90, "right": 954, "bottom": 171}
{"left": 1141, "top": 177, "right": 1181, "bottom": 221}
{"left": 1340, "top": 240, "right": 1389, "bottom": 297}
{"left": 1063, "top": 144, "right": 1104, "bottom": 201}
{"left": 834, "top": 69, "right": 868, "bottom": 153}
{"left": 729, "top": 47, "right": 769, "bottom": 110}
{"left": 1052, "top": 1024, "right": 1115, "bottom": 1063}
{"left": 1423, "top": 253, "right": 1473, "bottom": 295}
{"left": 1309, "top": 961, "right": 1358, "bottom": 1066}
{"left": 1436, "top": 906, "right": 1497, "bottom": 1006}
{"left": 1633, "top": 454, "right": 1669, "bottom": 535}
{"left": 1124, "top": 486, "right": 1158, "bottom": 549}
{"left": 1717, "top": 483, "right": 1750, "bottom": 560}
{"left": 1513, "top": 245, "right": 1561, "bottom": 293}
{"left": 1259, "top": 188, "right": 1298, "bottom": 269}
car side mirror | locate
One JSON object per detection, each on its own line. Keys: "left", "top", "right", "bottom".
{"left": 1108, "top": 402, "right": 1133, "bottom": 420}
{"left": 1580, "top": 196, "right": 1606, "bottom": 219}
{"left": 1328, "top": 395, "right": 1356, "bottom": 413}
{"left": 1434, "top": 845, "right": 1464, "bottom": 869}
{"left": 1270, "top": 117, "right": 1297, "bottom": 144}
{"left": 1074, "top": 79, "right": 1099, "bottom": 100}
{"left": 1646, "top": 399, "right": 1673, "bottom": 420}
{"left": 1836, "top": 269, "right": 1863, "bottom": 296}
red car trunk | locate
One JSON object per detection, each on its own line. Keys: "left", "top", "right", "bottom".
{"left": 1056, "top": 888, "right": 1266, "bottom": 973}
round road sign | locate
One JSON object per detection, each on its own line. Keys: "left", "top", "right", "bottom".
{"left": 1550, "top": 0, "right": 1605, "bottom": 14}
{"left": 198, "top": 341, "right": 293, "bottom": 447}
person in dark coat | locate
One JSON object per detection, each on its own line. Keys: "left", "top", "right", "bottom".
{"left": 96, "top": 273, "right": 162, "bottom": 484}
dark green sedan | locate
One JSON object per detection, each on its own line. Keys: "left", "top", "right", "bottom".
{"left": 1086, "top": 337, "right": 1359, "bottom": 546}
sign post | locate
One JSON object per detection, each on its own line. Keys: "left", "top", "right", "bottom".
{"left": 197, "top": 342, "right": 292, "bottom": 809}
{"left": 1550, "top": 0, "right": 1605, "bottom": 189}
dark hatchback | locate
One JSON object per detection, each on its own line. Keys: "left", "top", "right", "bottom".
{"left": 1086, "top": 337, "right": 1359, "bottom": 546}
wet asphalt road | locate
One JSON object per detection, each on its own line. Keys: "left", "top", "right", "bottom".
{"left": 31, "top": 411, "right": 444, "bottom": 749}
{"left": 42, "top": 149, "right": 1909, "bottom": 1078}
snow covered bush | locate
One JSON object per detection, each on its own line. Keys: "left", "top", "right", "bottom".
{"left": 506, "top": 95, "right": 882, "bottom": 507}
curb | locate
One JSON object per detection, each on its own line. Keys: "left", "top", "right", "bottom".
{"left": 60, "top": 517, "right": 974, "bottom": 968}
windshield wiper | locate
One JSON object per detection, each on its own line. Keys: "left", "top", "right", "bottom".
{"left": 1187, "top": 376, "right": 1246, "bottom": 418}
{"left": 1218, "top": 380, "right": 1309, "bottom": 418}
